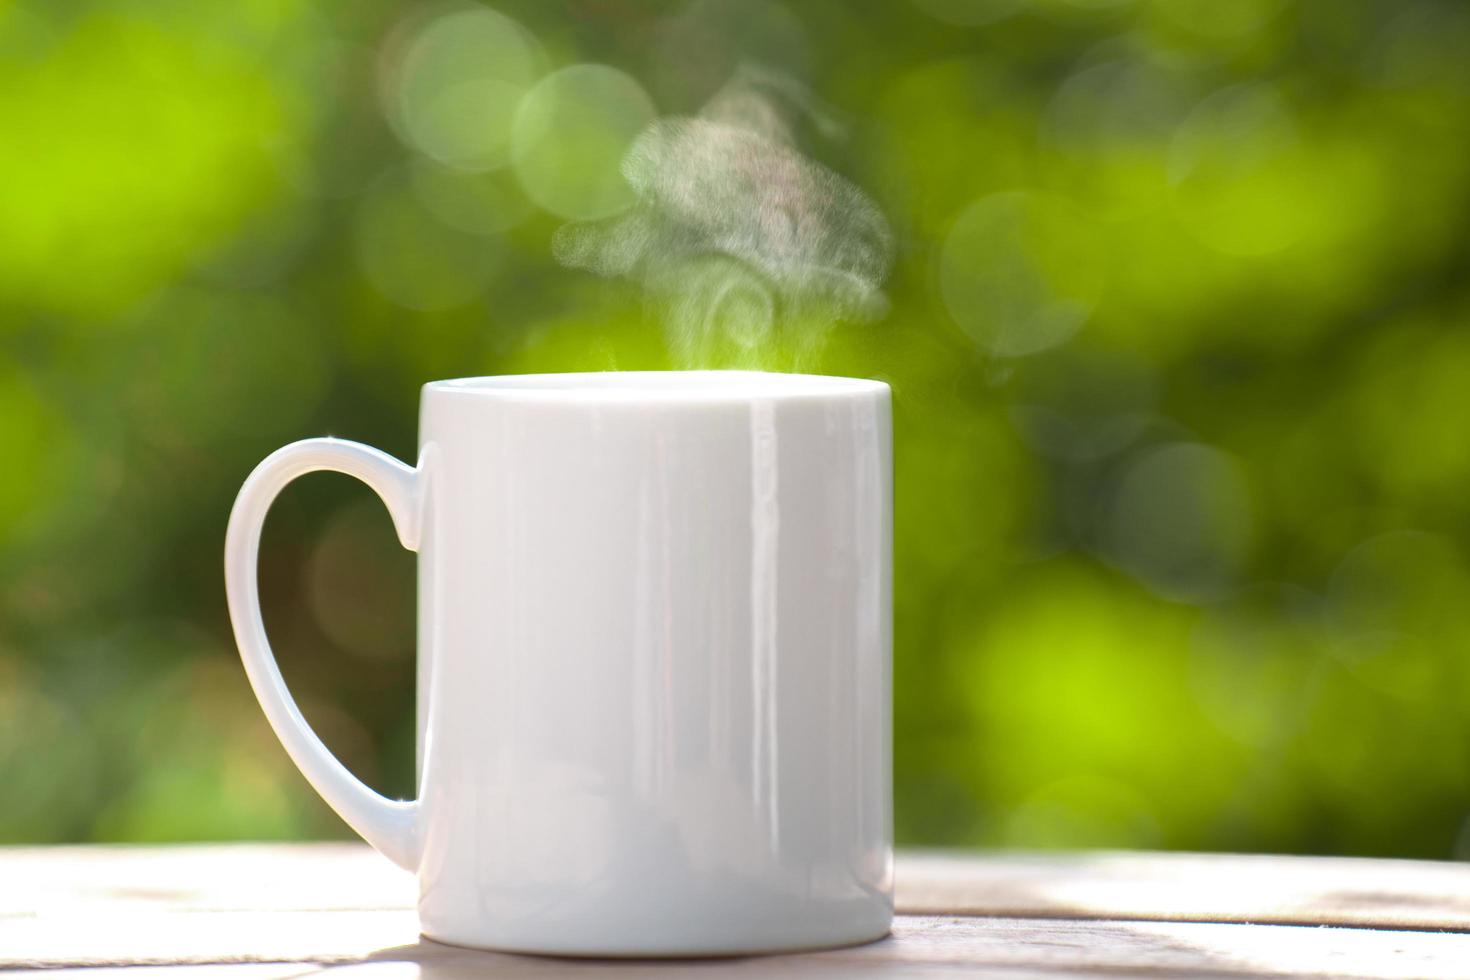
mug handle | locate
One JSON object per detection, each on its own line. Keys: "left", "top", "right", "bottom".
{"left": 224, "top": 438, "right": 422, "bottom": 871}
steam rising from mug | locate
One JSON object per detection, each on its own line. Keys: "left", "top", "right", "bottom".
{"left": 553, "top": 66, "right": 894, "bottom": 365}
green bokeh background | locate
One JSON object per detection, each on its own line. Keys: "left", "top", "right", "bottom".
{"left": 3, "top": 0, "right": 1470, "bottom": 857}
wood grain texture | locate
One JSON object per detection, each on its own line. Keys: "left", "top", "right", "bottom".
{"left": 3, "top": 844, "right": 1470, "bottom": 978}
{"left": 899, "top": 849, "right": 1470, "bottom": 930}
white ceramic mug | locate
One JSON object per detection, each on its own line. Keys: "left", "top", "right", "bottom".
{"left": 224, "top": 371, "right": 892, "bottom": 956}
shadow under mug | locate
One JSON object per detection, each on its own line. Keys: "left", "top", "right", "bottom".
{"left": 224, "top": 371, "right": 893, "bottom": 957}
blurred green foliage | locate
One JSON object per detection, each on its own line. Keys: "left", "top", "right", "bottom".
{"left": 3, "top": 0, "right": 1470, "bottom": 858}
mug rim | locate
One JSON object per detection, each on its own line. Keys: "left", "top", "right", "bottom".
{"left": 423, "top": 370, "right": 889, "bottom": 401}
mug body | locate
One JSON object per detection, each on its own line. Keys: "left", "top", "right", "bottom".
{"left": 413, "top": 372, "right": 892, "bottom": 956}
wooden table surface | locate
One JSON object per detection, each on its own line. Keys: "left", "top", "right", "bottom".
{"left": 4, "top": 844, "right": 1470, "bottom": 978}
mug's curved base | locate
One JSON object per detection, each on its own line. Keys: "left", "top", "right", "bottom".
{"left": 419, "top": 920, "right": 893, "bottom": 959}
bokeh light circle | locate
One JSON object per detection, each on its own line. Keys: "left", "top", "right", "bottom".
{"left": 940, "top": 191, "right": 1104, "bottom": 358}
{"left": 1008, "top": 347, "right": 1157, "bottom": 462}
{"left": 410, "top": 159, "right": 533, "bottom": 236}
{"left": 1040, "top": 57, "right": 1194, "bottom": 219}
{"left": 1327, "top": 530, "right": 1466, "bottom": 640}
{"left": 1100, "top": 441, "right": 1254, "bottom": 601}
{"left": 1167, "top": 84, "right": 1308, "bottom": 257}
{"left": 384, "top": 5, "right": 544, "bottom": 171}
{"left": 1323, "top": 530, "right": 1470, "bottom": 703}
{"left": 511, "top": 64, "right": 657, "bottom": 221}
